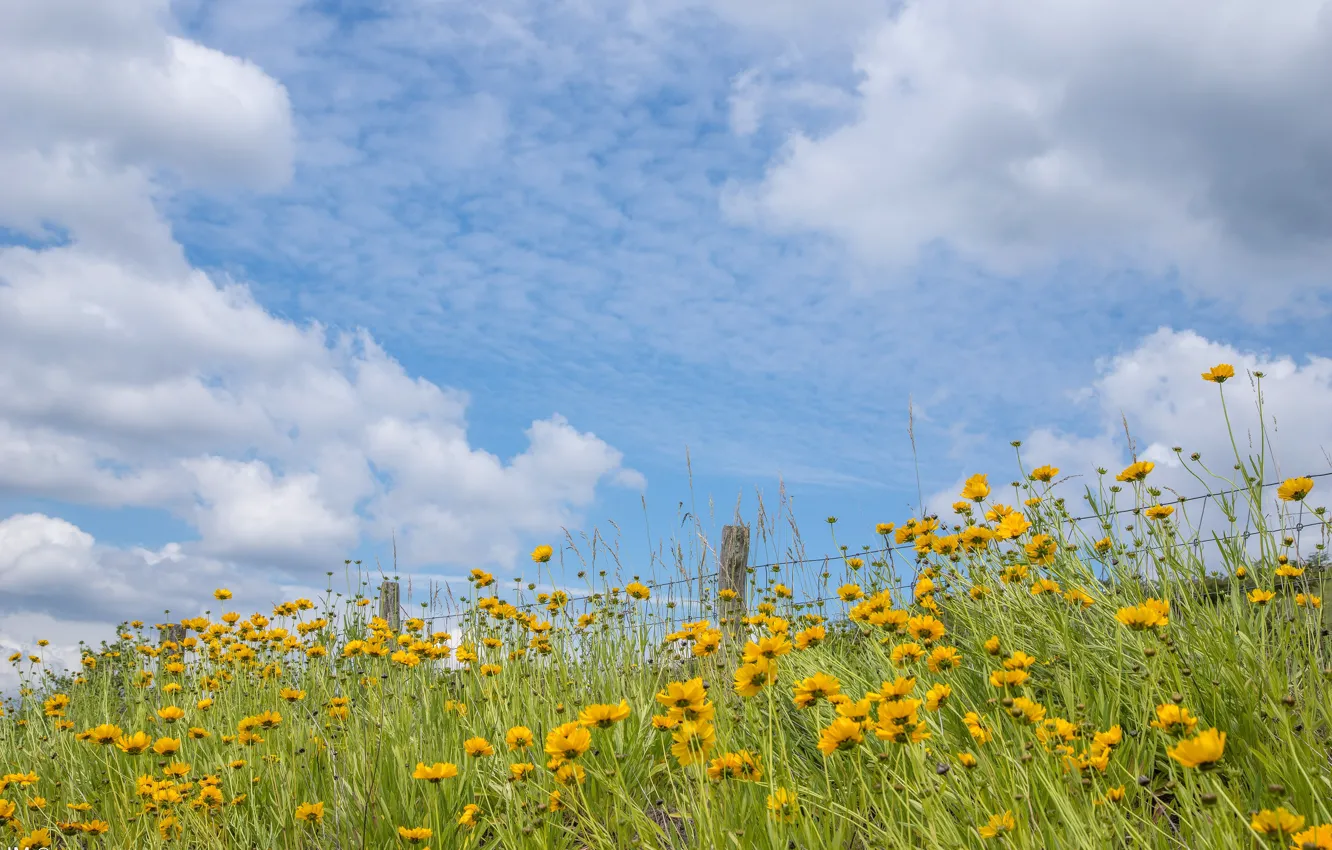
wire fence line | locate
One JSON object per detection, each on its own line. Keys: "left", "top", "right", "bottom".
{"left": 386, "top": 474, "right": 1328, "bottom": 630}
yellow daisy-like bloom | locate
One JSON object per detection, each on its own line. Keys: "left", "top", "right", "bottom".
{"left": 1167, "top": 727, "right": 1225, "bottom": 769}
{"left": 706, "top": 750, "right": 762, "bottom": 782}
{"left": 506, "top": 726, "right": 534, "bottom": 751}
{"left": 927, "top": 646, "right": 962, "bottom": 673}
{"left": 86, "top": 723, "right": 124, "bottom": 745}
{"left": 213, "top": 588, "right": 232, "bottom": 600}
{"left": 1277, "top": 476, "right": 1315, "bottom": 502}
{"left": 544, "top": 722, "right": 592, "bottom": 761}
{"left": 792, "top": 673, "right": 841, "bottom": 709}
{"left": 1295, "top": 593, "right": 1322, "bottom": 609}
{"left": 924, "top": 683, "right": 952, "bottom": 712}
{"left": 1290, "top": 825, "right": 1332, "bottom": 849}
{"left": 1249, "top": 807, "right": 1305, "bottom": 837}
{"left": 531, "top": 545, "right": 553, "bottom": 563}
{"left": 294, "top": 802, "right": 324, "bottom": 823}
{"left": 1003, "top": 651, "right": 1036, "bottom": 671}
{"left": 457, "top": 803, "right": 482, "bottom": 829}
{"left": 889, "top": 642, "right": 925, "bottom": 667}
{"left": 463, "top": 737, "right": 494, "bottom": 758}
{"left": 978, "top": 810, "right": 1016, "bottom": 839}
{"left": 669, "top": 720, "right": 716, "bottom": 766}
{"left": 1200, "top": 363, "right": 1234, "bottom": 383}
{"left": 793, "top": 625, "right": 825, "bottom": 651}
{"left": 1116, "top": 461, "right": 1155, "bottom": 483}
{"left": 1150, "top": 704, "right": 1199, "bottom": 735}
{"left": 510, "top": 762, "right": 535, "bottom": 782}
{"left": 578, "top": 700, "right": 631, "bottom": 728}
{"left": 1030, "top": 465, "right": 1059, "bottom": 482}
{"left": 115, "top": 731, "right": 153, "bottom": 755}
{"left": 742, "top": 635, "right": 792, "bottom": 666}
{"left": 817, "top": 717, "right": 865, "bottom": 755}
{"left": 734, "top": 663, "right": 775, "bottom": 698}
{"left": 1144, "top": 504, "right": 1174, "bottom": 520}
{"left": 961, "top": 473, "right": 990, "bottom": 502}
{"left": 1248, "top": 588, "right": 1275, "bottom": 605}
{"left": 767, "top": 788, "right": 799, "bottom": 822}
{"left": 905, "top": 615, "right": 946, "bottom": 644}
{"left": 412, "top": 762, "right": 458, "bottom": 782}
{"left": 656, "top": 678, "right": 707, "bottom": 710}
{"left": 397, "top": 826, "right": 431, "bottom": 844}
{"left": 957, "top": 752, "right": 978, "bottom": 768}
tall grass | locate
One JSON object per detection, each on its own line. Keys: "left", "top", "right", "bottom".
{"left": 2, "top": 366, "right": 1330, "bottom": 849}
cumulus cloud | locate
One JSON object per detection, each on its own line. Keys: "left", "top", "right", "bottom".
{"left": 726, "top": 0, "right": 1332, "bottom": 309}
{"left": 926, "top": 328, "right": 1332, "bottom": 563}
{"left": 0, "top": 0, "right": 643, "bottom": 636}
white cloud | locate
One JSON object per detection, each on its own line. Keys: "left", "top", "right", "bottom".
{"left": 0, "top": 0, "right": 643, "bottom": 609}
{"left": 727, "top": 0, "right": 1332, "bottom": 309}
{"left": 927, "top": 329, "right": 1332, "bottom": 562}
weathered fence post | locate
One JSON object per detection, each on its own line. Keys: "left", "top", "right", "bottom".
{"left": 159, "top": 624, "right": 186, "bottom": 646}
{"left": 380, "top": 580, "right": 401, "bottom": 632}
{"left": 719, "top": 524, "right": 749, "bottom": 658}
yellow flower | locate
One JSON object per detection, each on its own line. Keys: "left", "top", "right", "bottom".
{"left": 669, "top": 720, "right": 716, "bottom": 766}
{"left": 397, "top": 826, "right": 432, "bottom": 844}
{"left": 544, "top": 722, "right": 592, "bottom": 761}
{"left": 1248, "top": 588, "right": 1275, "bottom": 605}
{"left": 1150, "top": 704, "right": 1199, "bottom": 735}
{"left": 1200, "top": 363, "right": 1234, "bottom": 383}
{"left": 983, "top": 635, "right": 1001, "bottom": 655}
{"left": 817, "top": 717, "right": 864, "bottom": 755}
{"left": 294, "top": 801, "right": 324, "bottom": 823}
{"left": 1030, "top": 465, "right": 1059, "bottom": 482}
{"left": 1144, "top": 504, "right": 1174, "bottom": 520}
{"left": 742, "top": 635, "right": 792, "bottom": 665}
{"left": 927, "top": 646, "right": 962, "bottom": 673}
{"left": 1290, "top": 825, "right": 1332, "bottom": 849}
{"left": 463, "top": 737, "right": 494, "bottom": 758}
{"left": 961, "top": 473, "right": 990, "bottom": 502}
{"left": 957, "top": 752, "right": 978, "bottom": 768}
{"left": 85, "top": 723, "right": 123, "bottom": 745}
{"left": 1277, "top": 476, "right": 1315, "bottom": 502}
{"left": 531, "top": 545, "right": 554, "bottom": 562}
{"left": 18, "top": 828, "right": 52, "bottom": 850}
{"left": 792, "top": 673, "right": 841, "bottom": 709}
{"left": 1249, "top": 807, "right": 1305, "bottom": 837}
{"left": 1296, "top": 593, "right": 1322, "bottom": 609}
{"left": 457, "top": 803, "right": 482, "bottom": 829}
{"left": 767, "top": 788, "right": 799, "bottom": 822}
{"left": 924, "top": 683, "right": 951, "bottom": 711}
{"left": 889, "top": 642, "right": 925, "bottom": 667}
{"left": 412, "top": 762, "right": 458, "bottom": 782}
{"left": 734, "top": 663, "right": 775, "bottom": 698}
{"left": 1116, "top": 461, "right": 1155, "bottom": 483}
{"left": 794, "top": 625, "right": 825, "bottom": 650}
{"left": 115, "top": 731, "right": 153, "bottom": 754}
{"left": 978, "top": 810, "right": 1015, "bottom": 839}
{"left": 156, "top": 706, "right": 185, "bottom": 723}
{"left": 506, "top": 726, "right": 534, "bottom": 751}
{"left": 510, "top": 762, "right": 535, "bottom": 782}
{"left": 1167, "top": 727, "right": 1225, "bottom": 769}
{"left": 213, "top": 588, "right": 233, "bottom": 600}
{"left": 578, "top": 700, "right": 631, "bottom": 728}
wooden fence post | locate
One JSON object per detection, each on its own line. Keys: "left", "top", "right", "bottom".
{"left": 380, "top": 580, "right": 401, "bottom": 633}
{"left": 159, "top": 624, "right": 186, "bottom": 646}
{"left": 719, "top": 525, "right": 750, "bottom": 657}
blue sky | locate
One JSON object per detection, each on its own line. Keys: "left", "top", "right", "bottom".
{"left": 3, "top": 0, "right": 1332, "bottom": 670}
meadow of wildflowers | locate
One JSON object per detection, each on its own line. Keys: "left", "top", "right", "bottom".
{"left": 2, "top": 364, "right": 1330, "bottom": 849}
